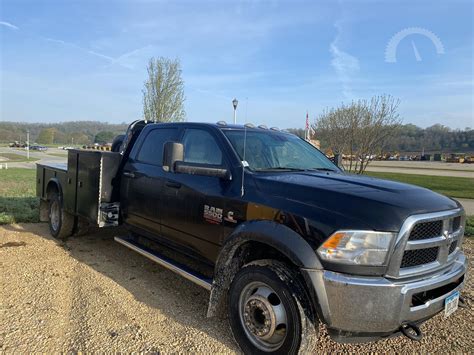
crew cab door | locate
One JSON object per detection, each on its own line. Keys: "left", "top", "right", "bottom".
{"left": 160, "top": 128, "right": 231, "bottom": 262}
{"left": 121, "top": 127, "right": 180, "bottom": 235}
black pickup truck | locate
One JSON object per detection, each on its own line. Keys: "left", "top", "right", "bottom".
{"left": 37, "top": 120, "right": 467, "bottom": 353}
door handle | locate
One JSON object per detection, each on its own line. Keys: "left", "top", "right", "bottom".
{"left": 165, "top": 181, "right": 181, "bottom": 189}
{"left": 123, "top": 171, "right": 136, "bottom": 178}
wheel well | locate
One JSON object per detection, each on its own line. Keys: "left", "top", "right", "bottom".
{"left": 236, "top": 241, "right": 295, "bottom": 268}
{"left": 46, "top": 181, "right": 60, "bottom": 200}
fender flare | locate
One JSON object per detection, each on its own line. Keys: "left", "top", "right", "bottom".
{"left": 222, "top": 220, "right": 322, "bottom": 269}
{"left": 207, "top": 220, "right": 322, "bottom": 317}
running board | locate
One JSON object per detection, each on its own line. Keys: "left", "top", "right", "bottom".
{"left": 114, "top": 236, "right": 212, "bottom": 290}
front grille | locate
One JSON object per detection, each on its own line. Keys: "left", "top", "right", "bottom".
{"left": 449, "top": 241, "right": 457, "bottom": 254}
{"left": 409, "top": 220, "right": 443, "bottom": 240}
{"left": 453, "top": 216, "right": 461, "bottom": 232}
{"left": 388, "top": 210, "right": 465, "bottom": 278}
{"left": 401, "top": 247, "right": 439, "bottom": 268}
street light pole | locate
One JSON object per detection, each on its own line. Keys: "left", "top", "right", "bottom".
{"left": 26, "top": 130, "right": 30, "bottom": 160}
{"left": 232, "top": 98, "right": 238, "bottom": 124}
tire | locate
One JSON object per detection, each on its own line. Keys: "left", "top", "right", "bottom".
{"left": 73, "top": 216, "right": 94, "bottom": 237}
{"left": 48, "top": 192, "right": 74, "bottom": 240}
{"left": 111, "top": 134, "right": 125, "bottom": 153}
{"left": 228, "top": 260, "right": 318, "bottom": 354}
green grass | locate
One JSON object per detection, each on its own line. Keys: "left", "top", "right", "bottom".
{"left": 466, "top": 216, "right": 474, "bottom": 237}
{"left": 365, "top": 172, "right": 474, "bottom": 199}
{"left": 0, "top": 152, "right": 39, "bottom": 163}
{"left": 0, "top": 168, "right": 39, "bottom": 224}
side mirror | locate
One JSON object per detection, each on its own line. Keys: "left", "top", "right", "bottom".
{"left": 163, "top": 142, "right": 184, "bottom": 172}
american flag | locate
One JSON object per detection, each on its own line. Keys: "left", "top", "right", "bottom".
{"left": 305, "top": 111, "right": 309, "bottom": 130}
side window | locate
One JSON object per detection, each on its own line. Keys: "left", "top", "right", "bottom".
{"left": 182, "top": 129, "right": 223, "bottom": 165}
{"left": 136, "top": 128, "right": 179, "bottom": 166}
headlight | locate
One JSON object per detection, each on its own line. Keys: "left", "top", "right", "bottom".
{"left": 317, "top": 230, "right": 395, "bottom": 266}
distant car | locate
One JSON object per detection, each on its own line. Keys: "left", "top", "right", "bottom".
{"left": 64, "top": 146, "right": 74, "bottom": 150}
{"left": 30, "top": 145, "right": 48, "bottom": 151}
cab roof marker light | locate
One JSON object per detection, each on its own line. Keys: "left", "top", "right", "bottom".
{"left": 216, "top": 121, "right": 227, "bottom": 126}
{"left": 258, "top": 125, "right": 268, "bottom": 129}
{"left": 244, "top": 123, "right": 255, "bottom": 128}
{"left": 270, "top": 127, "right": 280, "bottom": 131}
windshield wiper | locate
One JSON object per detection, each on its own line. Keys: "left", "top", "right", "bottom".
{"left": 308, "top": 167, "right": 338, "bottom": 172}
{"left": 255, "top": 167, "right": 306, "bottom": 172}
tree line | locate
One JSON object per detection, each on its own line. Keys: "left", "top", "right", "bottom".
{"left": 288, "top": 123, "right": 474, "bottom": 154}
{"left": 0, "top": 121, "right": 129, "bottom": 145}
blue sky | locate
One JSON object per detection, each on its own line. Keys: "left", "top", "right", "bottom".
{"left": 0, "top": 0, "right": 473, "bottom": 129}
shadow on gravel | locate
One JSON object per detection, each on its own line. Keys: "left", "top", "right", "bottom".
{"left": 2, "top": 223, "right": 238, "bottom": 351}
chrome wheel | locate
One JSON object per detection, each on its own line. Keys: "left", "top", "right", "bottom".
{"left": 50, "top": 199, "right": 60, "bottom": 232}
{"left": 239, "top": 281, "right": 288, "bottom": 351}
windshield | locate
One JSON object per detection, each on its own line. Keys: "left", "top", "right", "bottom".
{"left": 223, "top": 129, "right": 339, "bottom": 172}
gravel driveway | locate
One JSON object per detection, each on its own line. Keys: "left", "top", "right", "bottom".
{"left": 1, "top": 223, "right": 472, "bottom": 353}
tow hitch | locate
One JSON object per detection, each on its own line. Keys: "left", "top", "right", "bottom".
{"left": 400, "top": 322, "right": 423, "bottom": 341}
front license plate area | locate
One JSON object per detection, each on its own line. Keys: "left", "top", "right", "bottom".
{"left": 444, "top": 290, "right": 459, "bottom": 318}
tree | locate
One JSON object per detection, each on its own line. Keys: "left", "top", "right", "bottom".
{"left": 94, "top": 131, "right": 116, "bottom": 144}
{"left": 315, "top": 95, "right": 401, "bottom": 173}
{"left": 37, "top": 128, "right": 57, "bottom": 144}
{"left": 286, "top": 128, "right": 306, "bottom": 139}
{"left": 142, "top": 57, "right": 186, "bottom": 123}
{"left": 67, "top": 132, "right": 90, "bottom": 145}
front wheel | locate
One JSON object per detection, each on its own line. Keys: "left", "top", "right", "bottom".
{"left": 48, "top": 192, "right": 74, "bottom": 240}
{"left": 228, "top": 260, "right": 318, "bottom": 354}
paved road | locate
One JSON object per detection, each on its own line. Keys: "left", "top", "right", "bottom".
{"left": 366, "top": 161, "right": 474, "bottom": 178}
{"left": 369, "top": 161, "right": 474, "bottom": 171}
{"left": 0, "top": 147, "right": 67, "bottom": 169}
{"left": 456, "top": 199, "right": 474, "bottom": 215}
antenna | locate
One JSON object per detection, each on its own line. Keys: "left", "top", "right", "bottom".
{"left": 245, "top": 97, "right": 248, "bottom": 122}
{"left": 241, "top": 125, "right": 248, "bottom": 197}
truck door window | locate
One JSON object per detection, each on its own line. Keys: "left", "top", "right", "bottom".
{"left": 182, "top": 129, "right": 223, "bottom": 166}
{"left": 136, "top": 128, "right": 179, "bottom": 166}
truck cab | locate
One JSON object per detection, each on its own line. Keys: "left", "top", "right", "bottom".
{"left": 37, "top": 121, "right": 468, "bottom": 354}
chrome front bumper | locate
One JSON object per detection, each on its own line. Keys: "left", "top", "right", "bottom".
{"left": 305, "top": 252, "right": 467, "bottom": 335}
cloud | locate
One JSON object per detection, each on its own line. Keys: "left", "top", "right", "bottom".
{"left": 330, "top": 20, "right": 360, "bottom": 99}
{"left": 0, "top": 21, "right": 19, "bottom": 30}
{"left": 44, "top": 36, "right": 151, "bottom": 70}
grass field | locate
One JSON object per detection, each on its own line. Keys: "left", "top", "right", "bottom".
{"left": 365, "top": 172, "right": 474, "bottom": 199}
{"left": 0, "top": 168, "right": 39, "bottom": 224}
{"left": 0, "top": 152, "right": 39, "bottom": 163}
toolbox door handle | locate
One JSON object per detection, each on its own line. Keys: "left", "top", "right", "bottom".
{"left": 123, "top": 171, "right": 136, "bottom": 178}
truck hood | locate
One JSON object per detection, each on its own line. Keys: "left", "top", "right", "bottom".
{"left": 252, "top": 171, "right": 460, "bottom": 232}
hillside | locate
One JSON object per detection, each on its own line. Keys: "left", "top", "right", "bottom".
{"left": 0, "top": 121, "right": 129, "bottom": 145}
